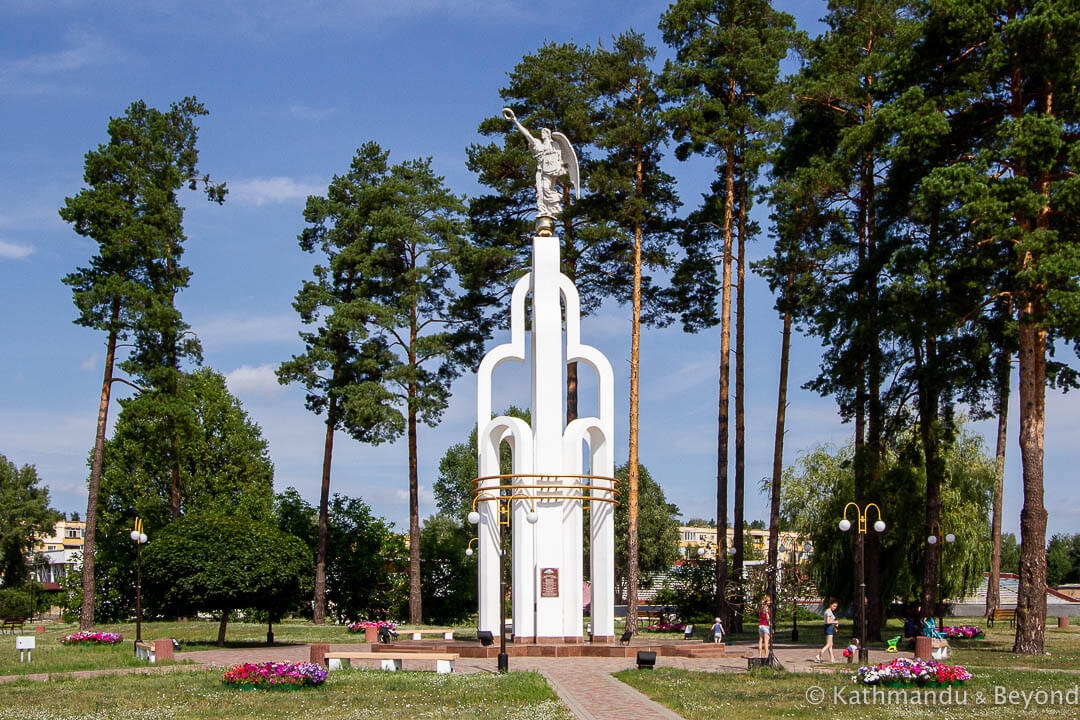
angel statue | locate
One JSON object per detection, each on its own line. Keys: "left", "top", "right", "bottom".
{"left": 503, "top": 107, "right": 580, "bottom": 232}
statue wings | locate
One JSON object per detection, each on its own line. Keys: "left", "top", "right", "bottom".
{"left": 551, "top": 131, "right": 580, "bottom": 199}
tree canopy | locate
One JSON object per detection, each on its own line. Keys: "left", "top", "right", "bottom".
{"left": 0, "top": 456, "right": 59, "bottom": 588}
{"left": 143, "top": 513, "right": 309, "bottom": 645}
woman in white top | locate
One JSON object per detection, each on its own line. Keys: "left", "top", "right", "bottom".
{"left": 815, "top": 599, "right": 839, "bottom": 663}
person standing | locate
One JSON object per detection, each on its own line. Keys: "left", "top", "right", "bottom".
{"left": 758, "top": 596, "right": 772, "bottom": 658}
{"left": 712, "top": 617, "right": 725, "bottom": 644}
{"left": 815, "top": 599, "right": 839, "bottom": 663}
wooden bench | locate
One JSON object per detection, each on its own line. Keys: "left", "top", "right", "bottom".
{"left": 134, "top": 639, "right": 174, "bottom": 663}
{"left": 1, "top": 618, "right": 27, "bottom": 634}
{"left": 988, "top": 608, "right": 1016, "bottom": 628}
{"left": 406, "top": 628, "right": 455, "bottom": 640}
{"left": 638, "top": 610, "right": 662, "bottom": 622}
{"left": 324, "top": 651, "right": 459, "bottom": 674}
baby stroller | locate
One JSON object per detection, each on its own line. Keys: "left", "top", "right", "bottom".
{"left": 922, "top": 618, "right": 949, "bottom": 660}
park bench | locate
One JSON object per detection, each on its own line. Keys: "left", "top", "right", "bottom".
{"left": 638, "top": 609, "right": 662, "bottom": 622}
{"left": 1, "top": 618, "right": 27, "bottom": 634}
{"left": 134, "top": 639, "right": 175, "bottom": 663}
{"left": 988, "top": 608, "right": 1016, "bottom": 628}
{"left": 406, "top": 628, "right": 455, "bottom": 640}
{"left": 324, "top": 651, "right": 459, "bottom": 674}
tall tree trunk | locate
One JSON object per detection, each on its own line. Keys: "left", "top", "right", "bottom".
{"left": 917, "top": 336, "right": 943, "bottom": 625}
{"left": 732, "top": 162, "right": 746, "bottom": 633}
{"left": 1014, "top": 303, "right": 1048, "bottom": 654}
{"left": 567, "top": 362, "right": 578, "bottom": 424}
{"left": 987, "top": 351, "right": 1011, "bottom": 617}
{"left": 217, "top": 611, "right": 229, "bottom": 646}
{"left": 864, "top": 152, "right": 885, "bottom": 640}
{"left": 169, "top": 434, "right": 181, "bottom": 518}
{"left": 625, "top": 158, "right": 645, "bottom": 634}
{"left": 715, "top": 141, "right": 735, "bottom": 626}
{"left": 853, "top": 231, "right": 868, "bottom": 643}
{"left": 313, "top": 393, "right": 336, "bottom": 624}
{"left": 165, "top": 241, "right": 182, "bottom": 519}
{"left": 408, "top": 396, "right": 422, "bottom": 625}
{"left": 767, "top": 280, "right": 793, "bottom": 621}
{"left": 79, "top": 301, "right": 120, "bottom": 630}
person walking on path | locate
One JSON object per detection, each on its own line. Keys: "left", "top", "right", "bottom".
{"left": 815, "top": 599, "right": 839, "bottom": 663}
{"left": 711, "top": 617, "right": 725, "bottom": 644}
{"left": 757, "top": 596, "right": 772, "bottom": 658}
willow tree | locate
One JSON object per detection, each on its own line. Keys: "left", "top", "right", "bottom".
{"left": 60, "top": 97, "right": 225, "bottom": 628}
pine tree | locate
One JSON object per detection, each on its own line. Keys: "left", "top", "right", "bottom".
{"left": 59, "top": 97, "right": 224, "bottom": 628}
{"left": 772, "top": 0, "right": 919, "bottom": 639}
{"left": 281, "top": 142, "right": 485, "bottom": 624}
{"left": 915, "top": 0, "right": 1080, "bottom": 654}
{"left": 660, "top": 0, "right": 796, "bottom": 629}
{"left": 463, "top": 41, "right": 612, "bottom": 421}
{"left": 591, "top": 31, "right": 680, "bottom": 633}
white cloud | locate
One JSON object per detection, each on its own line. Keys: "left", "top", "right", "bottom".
{"left": 79, "top": 354, "right": 97, "bottom": 371}
{"left": 0, "top": 31, "right": 118, "bottom": 95}
{"left": 0, "top": 239, "right": 34, "bottom": 259}
{"left": 191, "top": 312, "right": 298, "bottom": 347}
{"left": 225, "top": 364, "right": 285, "bottom": 397}
{"left": 394, "top": 484, "right": 435, "bottom": 506}
{"left": 228, "top": 177, "right": 323, "bottom": 207}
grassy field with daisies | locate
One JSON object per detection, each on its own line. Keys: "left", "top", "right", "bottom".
{"left": 0, "top": 667, "right": 571, "bottom": 720}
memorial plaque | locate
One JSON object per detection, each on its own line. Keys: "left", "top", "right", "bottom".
{"left": 540, "top": 568, "right": 559, "bottom": 598}
{"left": 15, "top": 636, "right": 35, "bottom": 650}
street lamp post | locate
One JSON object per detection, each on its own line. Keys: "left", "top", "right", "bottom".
{"left": 927, "top": 523, "right": 955, "bottom": 632}
{"left": 779, "top": 543, "right": 810, "bottom": 642}
{"left": 839, "top": 503, "right": 885, "bottom": 664}
{"left": 129, "top": 517, "right": 148, "bottom": 648}
{"left": 469, "top": 492, "right": 537, "bottom": 673}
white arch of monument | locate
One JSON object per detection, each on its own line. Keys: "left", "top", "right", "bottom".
{"left": 473, "top": 232, "right": 617, "bottom": 644}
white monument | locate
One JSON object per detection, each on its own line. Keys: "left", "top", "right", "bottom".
{"left": 469, "top": 109, "right": 616, "bottom": 644}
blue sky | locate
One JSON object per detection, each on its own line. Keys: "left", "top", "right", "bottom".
{"left": 1, "top": 0, "right": 1076, "bottom": 539}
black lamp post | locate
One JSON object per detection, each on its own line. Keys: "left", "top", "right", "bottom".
{"left": 468, "top": 493, "right": 537, "bottom": 674}
{"left": 927, "top": 523, "right": 955, "bottom": 632}
{"left": 839, "top": 503, "right": 885, "bottom": 664}
{"left": 129, "top": 518, "right": 147, "bottom": 647}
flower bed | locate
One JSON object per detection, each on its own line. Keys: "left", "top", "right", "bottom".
{"left": 346, "top": 620, "right": 395, "bottom": 634}
{"left": 59, "top": 631, "right": 123, "bottom": 646}
{"left": 855, "top": 658, "right": 972, "bottom": 687}
{"left": 222, "top": 662, "right": 327, "bottom": 689}
{"left": 642, "top": 621, "right": 685, "bottom": 633}
{"left": 942, "top": 625, "right": 983, "bottom": 639}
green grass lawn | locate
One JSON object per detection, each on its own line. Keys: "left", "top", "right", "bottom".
{"left": 0, "top": 625, "right": 183, "bottom": 676}
{"left": 946, "top": 619, "right": 1080, "bottom": 670}
{"left": 0, "top": 667, "right": 571, "bottom": 720}
{"left": 616, "top": 666, "right": 1080, "bottom": 719}
{"left": 16, "top": 618, "right": 484, "bottom": 652}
